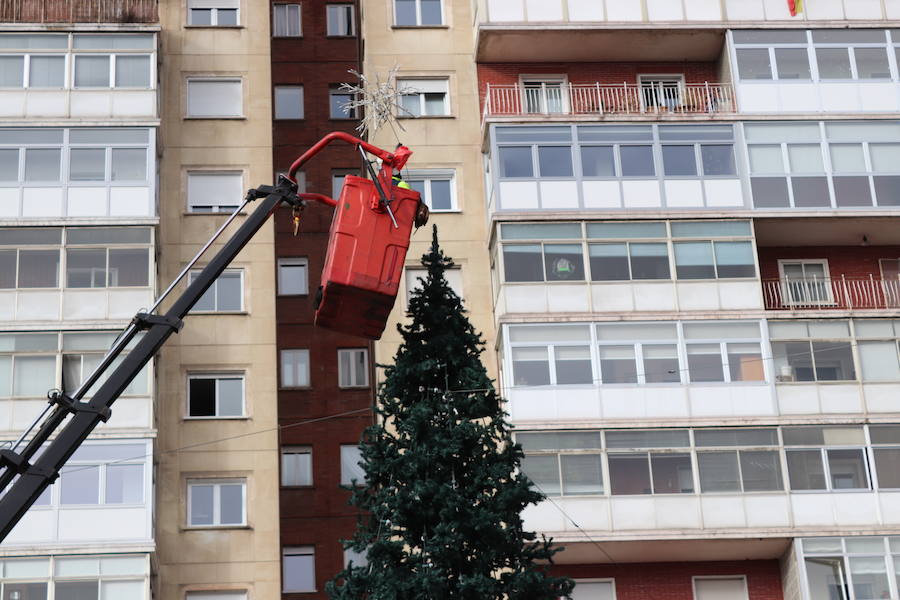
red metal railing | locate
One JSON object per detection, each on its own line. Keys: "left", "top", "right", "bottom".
{"left": 763, "top": 276, "right": 900, "bottom": 310}
{"left": 0, "top": 0, "right": 158, "bottom": 23}
{"left": 482, "top": 81, "right": 736, "bottom": 122}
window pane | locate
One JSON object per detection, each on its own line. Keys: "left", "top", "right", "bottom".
{"left": 628, "top": 243, "right": 669, "bottom": 280}
{"left": 749, "top": 145, "right": 785, "bottom": 174}
{"left": 274, "top": 86, "right": 303, "bottom": 119}
{"left": 831, "top": 144, "right": 866, "bottom": 173}
{"left": 423, "top": 92, "right": 446, "bottom": 115}
{"left": 792, "top": 177, "right": 831, "bottom": 208}
{"left": 116, "top": 55, "right": 150, "bottom": 87}
{"left": 687, "top": 343, "right": 724, "bottom": 382}
{"left": 24, "top": 148, "right": 60, "bottom": 181}
{"left": 537, "top": 146, "right": 573, "bottom": 177}
{"left": 281, "top": 348, "right": 310, "bottom": 387}
{"left": 60, "top": 465, "right": 100, "bottom": 504}
{"left": 728, "top": 343, "right": 764, "bottom": 382}
{"left": 216, "top": 271, "right": 242, "bottom": 311}
{"left": 608, "top": 454, "right": 651, "bottom": 495}
{"left": 284, "top": 550, "right": 316, "bottom": 592}
{"left": 850, "top": 557, "right": 890, "bottom": 600}
{"left": 330, "top": 91, "right": 354, "bottom": 118}
{"left": 395, "top": 0, "right": 416, "bottom": 25}
{"left": 189, "top": 484, "right": 214, "bottom": 524}
{"left": 805, "top": 558, "right": 849, "bottom": 600}
{"left": 713, "top": 241, "right": 755, "bottom": 278}
{"left": 554, "top": 345, "right": 592, "bottom": 385}
{"left": 701, "top": 145, "right": 735, "bottom": 176}
{"left": 817, "top": 48, "right": 853, "bottom": 78}
{"left": 587, "top": 222, "right": 666, "bottom": 239}
{"left": 521, "top": 454, "right": 560, "bottom": 495}
{"left": 503, "top": 244, "right": 543, "bottom": 282}
{"left": 29, "top": 56, "right": 64, "bottom": 87}
{"left": 561, "top": 454, "right": 603, "bottom": 495}
{"left": 421, "top": 0, "right": 442, "bottom": 24}
{"left": 789, "top": 144, "right": 824, "bottom": 174}
{"left": 429, "top": 179, "right": 452, "bottom": 210}
{"left": 833, "top": 176, "right": 873, "bottom": 207}
{"left": 606, "top": 429, "right": 690, "bottom": 448}
{"left": 0, "top": 148, "right": 18, "bottom": 181}
{"left": 74, "top": 55, "right": 110, "bottom": 87}
{"left": 219, "top": 483, "right": 244, "bottom": 524}
{"left": 218, "top": 378, "right": 243, "bottom": 416}
{"left": 740, "top": 450, "right": 784, "bottom": 491}
{"left": 581, "top": 146, "right": 615, "bottom": 177}
{"left": 511, "top": 347, "right": 550, "bottom": 386}
{"left": 812, "top": 341, "right": 856, "bottom": 381}
{"left": 190, "top": 8, "right": 213, "bottom": 24}
{"left": 69, "top": 148, "right": 106, "bottom": 181}
{"left": 67, "top": 248, "right": 106, "bottom": 288}
{"left": 870, "top": 144, "right": 900, "bottom": 173}
{"left": 859, "top": 340, "right": 900, "bottom": 381}
{"left": 674, "top": 242, "right": 715, "bottom": 279}
{"left": 188, "top": 79, "right": 242, "bottom": 117}
{"left": 13, "top": 356, "right": 55, "bottom": 396}
{"left": 19, "top": 249, "right": 59, "bottom": 288}
{"left": 106, "top": 464, "right": 143, "bottom": 503}
{"left": 662, "top": 145, "right": 697, "bottom": 176}
{"left": 278, "top": 260, "right": 308, "bottom": 295}
{"left": 619, "top": 145, "right": 655, "bottom": 177}
{"left": 643, "top": 344, "right": 680, "bottom": 383}
{"left": 499, "top": 146, "right": 533, "bottom": 178}
{"left": 111, "top": 148, "right": 147, "bottom": 181}
{"left": 828, "top": 448, "right": 868, "bottom": 489}
{"left": 599, "top": 345, "right": 637, "bottom": 384}
{"left": 651, "top": 453, "right": 693, "bottom": 493}
{"left": 874, "top": 448, "right": 900, "bottom": 488}
{"left": 855, "top": 48, "right": 891, "bottom": 79}
{"left": 736, "top": 48, "right": 772, "bottom": 79}
{"left": 55, "top": 581, "right": 99, "bottom": 600}
{"left": 217, "top": 8, "right": 238, "bottom": 25}
{"left": 751, "top": 177, "right": 791, "bottom": 208}
{"left": 0, "top": 55, "right": 23, "bottom": 87}
{"left": 544, "top": 244, "right": 583, "bottom": 281}
{"left": 588, "top": 244, "right": 627, "bottom": 281}
{"left": 340, "top": 445, "right": 365, "bottom": 485}
{"left": 773, "top": 341, "right": 815, "bottom": 382}
{"left": 787, "top": 450, "right": 827, "bottom": 490}
{"left": 4, "top": 583, "right": 47, "bottom": 600}
{"left": 775, "top": 48, "right": 811, "bottom": 79}
{"left": 188, "top": 378, "right": 216, "bottom": 416}
{"left": 282, "top": 449, "right": 312, "bottom": 486}
{"left": 698, "top": 451, "right": 739, "bottom": 492}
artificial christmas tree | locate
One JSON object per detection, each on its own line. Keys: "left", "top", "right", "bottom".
{"left": 327, "top": 226, "right": 573, "bottom": 600}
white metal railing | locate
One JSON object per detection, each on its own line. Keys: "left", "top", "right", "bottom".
{"left": 762, "top": 276, "right": 900, "bottom": 310}
{"left": 483, "top": 82, "right": 736, "bottom": 120}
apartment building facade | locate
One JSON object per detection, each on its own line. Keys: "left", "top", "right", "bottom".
{"left": 0, "top": 1, "right": 160, "bottom": 598}
{"left": 268, "top": 1, "right": 374, "bottom": 598}
{"left": 475, "top": 0, "right": 900, "bottom": 599}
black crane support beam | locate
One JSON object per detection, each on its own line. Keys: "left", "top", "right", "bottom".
{"left": 0, "top": 183, "right": 295, "bottom": 542}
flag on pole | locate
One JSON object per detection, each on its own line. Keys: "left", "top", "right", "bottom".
{"left": 788, "top": 0, "right": 803, "bottom": 16}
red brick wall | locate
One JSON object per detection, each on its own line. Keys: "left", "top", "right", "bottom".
{"left": 757, "top": 246, "right": 900, "bottom": 280}
{"left": 477, "top": 61, "right": 720, "bottom": 111}
{"left": 271, "top": 2, "right": 371, "bottom": 598}
{"left": 551, "top": 559, "right": 784, "bottom": 600}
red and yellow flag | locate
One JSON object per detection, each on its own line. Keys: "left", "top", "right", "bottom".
{"left": 788, "top": 0, "right": 803, "bottom": 16}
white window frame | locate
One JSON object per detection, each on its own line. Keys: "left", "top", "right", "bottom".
{"left": 571, "top": 578, "right": 617, "bottom": 600}
{"left": 326, "top": 4, "right": 355, "bottom": 36}
{"left": 637, "top": 73, "right": 686, "bottom": 112}
{"left": 186, "top": 170, "right": 243, "bottom": 213}
{"left": 188, "top": 268, "right": 245, "bottom": 312}
{"left": 274, "top": 85, "right": 304, "bottom": 120}
{"left": 272, "top": 3, "right": 302, "bottom": 37}
{"left": 187, "top": 0, "right": 240, "bottom": 27}
{"left": 277, "top": 257, "right": 309, "bottom": 296}
{"left": 777, "top": 258, "right": 834, "bottom": 306}
{"left": 282, "top": 546, "right": 316, "bottom": 593}
{"left": 338, "top": 348, "right": 369, "bottom": 388}
{"left": 785, "top": 445, "right": 871, "bottom": 492}
{"left": 186, "top": 372, "right": 246, "bottom": 419}
{"left": 186, "top": 478, "right": 247, "bottom": 527}
{"left": 340, "top": 444, "right": 365, "bottom": 486}
{"left": 692, "top": 575, "right": 749, "bottom": 600}
{"left": 519, "top": 75, "right": 569, "bottom": 115}
{"left": 396, "top": 77, "right": 450, "bottom": 117}
{"left": 404, "top": 169, "right": 457, "bottom": 212}
{"left": 393, "top": 0, "right": 444, "bottom": 26}
{"left": 329, "top": 85, "right": 358, "bottom": 119}
{"left": 280, "top": 348, "right": 311, "bottom": 388}
{"left": 186, "top": 77, "right": 243, "bottom": 118}
{"left": 281, "top": 446, "right": 313, "bottom": 487}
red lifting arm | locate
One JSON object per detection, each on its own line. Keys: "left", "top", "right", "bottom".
{"left": 287, "top": 131, "right": 412, "bottom": 190}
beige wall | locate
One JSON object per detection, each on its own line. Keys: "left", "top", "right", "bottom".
{"left": 363, "top": 0, "right": 497, "bottom": 379}
{"left": 156, "top": 0, "right": 279, "bottom": 598}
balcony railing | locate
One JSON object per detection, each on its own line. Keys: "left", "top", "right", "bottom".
{"left": 763, "top": 276, "right": 900, "bottom": 311}
{"left": 482, "top": 82, "right": 736, "bottom": 121}
{"left": 0, "top": 0, "right": 158, "bottom": 23}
